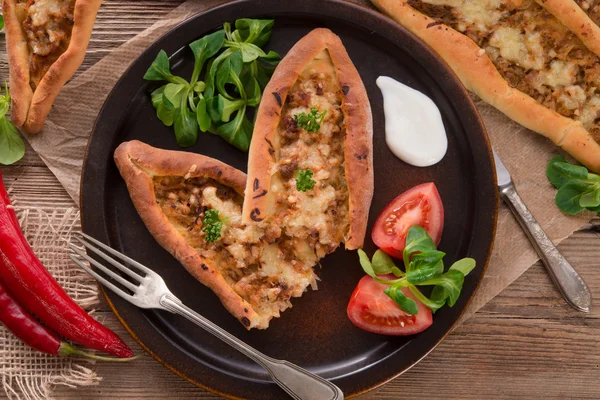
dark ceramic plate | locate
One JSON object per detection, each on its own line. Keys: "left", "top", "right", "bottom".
{"left": 81, "top": 0, "right": 497, "bottom": 398}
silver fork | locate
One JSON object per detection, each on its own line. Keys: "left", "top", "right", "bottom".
{"left": 68, "top": 233, "right": 343, "bottom": 400}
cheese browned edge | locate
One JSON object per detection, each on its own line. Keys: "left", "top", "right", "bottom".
{"left": 371, "top": 0, "right": 600, "bottom": 172}
{"left": 242, "top": 28, "right": 373, "bottom": 250}
{"left": 113, "top": 140, "right": 265, "bottom": 330}
{"left": 538, "top": 0, "right": 600, "bottom": 59}
{"left": 3, "top": 0, "right": 102, "bottom": 133}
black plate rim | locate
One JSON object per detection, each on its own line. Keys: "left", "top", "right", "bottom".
{"left": 80, "top": 0, "right": 498, "bottom": 398}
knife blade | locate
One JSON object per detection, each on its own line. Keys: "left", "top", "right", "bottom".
{"left": 493, "top": 149, "right": 592, "bottom": 312}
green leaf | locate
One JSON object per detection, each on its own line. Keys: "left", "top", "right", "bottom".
{"left": 449, "top": 258, "right": 476, "bottom": 276}
{"left": 403, "top": 226, "right": 437, "bottom": 270}
{"left": 408, "top": 285, "right": 445, "bottom": 313}
{"left": 144, "top": 50, "right": 186, "bottom": 84}
{"left": 216, "top": 50, "right": 244, "bottom": 99}
{"left": 579, "top": 188, "right": 600, "bottom": 209}
{"left": 429, "top": 285, "right": 449, "bottom": 311}
{"left": 173, "top": 88, "right": 198, "bottom": 147}
{"left": 259, "top": 50, "right": 281, "bottom": 64}
{"left": 196, "top": 97, "right": 211, "bottom": 132}
{"left": 204, "top": 49, "right": 233, "bottom": 99}
{"left": 232, "top": 19, "right": 274, "bottom": 47}
{"left": 205, "top": 95, "right": 246, "bottom": 122}
{"left": 546, "top": 156, "right": 571, "bottom": 188}
{"left": 406, "top": 261, "right": 444, "bottom": 284}
{"left": 0, "top": 118, "right": 24, "bottom": 166}
{"left": 357, "top": 249, "right": 376, "bottom": 278}
{"left": 157, "top": 91, "right": 176, "bottom": 126}
{"left": 0, "top": 15, "right": 4, "bottom": 31}
{"left": 0, "top": 82, "right": 11, "bottom": 120}
{"left": 193, "top": 81, "right": 206, "bottom": 93}
{"left": 213, "top": 106, "right": 252, "bottom": 151}
{"left": 552, "top": 161, "right": 589, "bottom": 182}
{"left": 420, "top": 270, "right": 465, "bottom": 307}
{"left": 372, "top": 249, "right": 398, "bottom": 275}
{"left": 296, "top": 169, "right": 317, "bottom": 192}
{"left": 410, "top": 250, "right": 446, "bottom": 271}
{"left": 555, "top": 182, "right": 587, "bottom": 214}
{"left": 189, "top": 29, "right": 225, "bottom": 84}
{"left": 385, "top": 285, "right": 418, "bottom": 315}
{"left": 244, "top": 77, "right": 262, "bottom": 107}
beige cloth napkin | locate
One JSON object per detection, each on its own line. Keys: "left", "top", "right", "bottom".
{"left": 24, "top": 0, "right": 591, "bottom": 324}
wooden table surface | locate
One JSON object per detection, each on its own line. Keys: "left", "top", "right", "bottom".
{"left": 1, "top": 1, "right": 600, "bottom": 399}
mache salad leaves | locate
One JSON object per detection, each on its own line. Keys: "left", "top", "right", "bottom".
{"left": 144, "top": 19, "right": 280, "bottom": 151}
{"left": 358, "top": 226, "right": 476, "bottom": 314}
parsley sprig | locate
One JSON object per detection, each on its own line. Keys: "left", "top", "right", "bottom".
{"left": 296, "top": 169, "right": 316, "bottom": 192}
{"left": 546, "top": 156, "right": 600, "bottom": 215}
{"left": 294, "top": 107, "right": 327, "bottom": 133}
{"left": 0, "top": 83, "right": 24, "bottom": 166}
{"left": 202, "top": 209, "right": 223, "bottom": 243}
{"left": 358, "top": 226, "right": 476, "bottom": 314}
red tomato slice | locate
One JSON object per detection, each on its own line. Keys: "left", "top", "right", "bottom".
{"left": 372, "top": 182, "right": 444, "bottom": 259}
{"left": 347, "top": 276, "right": 432, "bottom": 336}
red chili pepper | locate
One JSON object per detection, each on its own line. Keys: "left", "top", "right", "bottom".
{"left": 0, "top": 279, "right": 135, "bottom": 361}
{"left": 0, "top": 172, "right": 133, "bottom": 358}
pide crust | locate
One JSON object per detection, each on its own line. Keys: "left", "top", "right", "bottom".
{"left": 242, "top": 28, "right": 374, "bottom": 249}
{"left": 371, "top": 0, "right": 600, "bottom": 172}
{"left": 537, "top": 0, "right": 600, "bottom": 59}
{"left": 3, "top": 0, "right": 102, "bottom": 133}
{"left": 114, "top": 140, "right": 264, "bottom": 329}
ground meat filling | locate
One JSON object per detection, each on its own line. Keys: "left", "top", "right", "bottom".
{"left": 17, "top": 0, "right": 75, "bottom": 90}
{"left": 272, "top": 50, "right": 350, "bottom": 259}
{"left": 152, "top": 176, "right": 318, "bottom": 321}
{"left": 410, "top": 0, "right": 600, "bottom": 143}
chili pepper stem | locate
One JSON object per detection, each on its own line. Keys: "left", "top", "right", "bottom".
{"left": 58, "top": 342, "right": 139, "bottom": 362}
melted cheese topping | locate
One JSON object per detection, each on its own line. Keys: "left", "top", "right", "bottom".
{"left": 153, "top": 176, "right": 318, "bottom": 328}
{"left": 410, "top": 0, "right": 600, "bottom": 140}
{"left": 270, "top": 50, "right": 349, "bottom": 259}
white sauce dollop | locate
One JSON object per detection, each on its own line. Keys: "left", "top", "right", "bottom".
{"left": 376, "top": 76, "right": 448, "bottom": 167}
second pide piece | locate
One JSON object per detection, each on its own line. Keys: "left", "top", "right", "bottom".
{"left": 243, "top": 28, "right": 374, "bottom": 257}
{"left": 115, "top": 141, "right": 320, "bottom": 330}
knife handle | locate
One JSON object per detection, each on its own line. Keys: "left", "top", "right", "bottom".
{"left": 499, "top": 184, "right": 592, "bottom": 312}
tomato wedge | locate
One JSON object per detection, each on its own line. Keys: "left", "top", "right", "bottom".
{"left": 372, "top": 182, "right": 444, "bottom": 259}
{"left": 347, "top": 276, "right": 432, "bottom": 335}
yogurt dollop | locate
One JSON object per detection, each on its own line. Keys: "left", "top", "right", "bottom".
{"left": 376, "top": 76, "right": 448, "bottom": 167}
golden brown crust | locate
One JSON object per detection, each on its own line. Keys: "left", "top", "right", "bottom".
{"left": 242, "top": 28, "right": 374, "bottom": 249}
{"left": 371, "top": 0, "right": 600, "bottom": 172}
{"left": 537, "top": 0, "right": 600, "bottom": 59}
{"left": 114, "top": 140, "right": 264, "bottom": 329}
{"left": 3, "top": 0, "right": 33, "bottom": 128}
{"left": 4, "top": 0, "right": 102, "bottom": 133}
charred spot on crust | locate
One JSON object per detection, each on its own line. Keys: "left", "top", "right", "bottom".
{"left": 241, "top": 317, "right": 251, "bottom": 327}
{"left": 354, "top": 152, "right": 368, "bottom": 160}
{"left": 201, "top": 264, "right": 208, "bottom": 271}
{"left": 272, "top": 92, "right": 282, "bottom": 106}
{"left": 244, "top": 308, "right": 248, "bottom": 313}
{"left": 268, "top": 147, "right": 275, "bottom": 156}
{"left": 250, "top": 208, "right": 264, "bottom": 221}
{"left": 426, "top": 21, "right": 443, "bottom": 29}
{"left": 342, "top": 85, "right": 350, "bottom": 95}
{"left": 252, "top": 189, "right": 268, "bottom": 199}
{"left": 253, "top": 178, "right": 260, "bottom": 191}
{"left": 265, "top": 138, "right": 276, "bottom": 157}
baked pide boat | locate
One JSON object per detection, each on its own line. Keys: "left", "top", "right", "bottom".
{"left": 371, "top": 0, "right": 600, "bottom": 172}
{"left": 114, "top": 140, "right": 321, "bottom": 330}
{"left": 3, "top": 0, "right": 102, "bottom": 133}
{"left": 243, "top": 28, "right": 374, "bottom": 255}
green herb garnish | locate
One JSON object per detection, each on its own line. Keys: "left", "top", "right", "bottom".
{"left": 546, "top": 155, "right": 600, "bottom": 215}
{"left": 294, "top": 107, "right": 327, "bottom": 133}
{"left": 202, "top": 209, "right": 223, "bottom": 243}
{"left": 0, "top": 83, "right": 24, "bottom": 166}
{"left": 0, "top": 14, "right": 5, "bottom": 31}
{"left": 358, "top": 226, "right": 476, "bottom": 314}
{"left": 296, "top": 169, "right": 316, "bottom": 192}
{"left": 144, "top": 19, "right": 280, "bottom": 151}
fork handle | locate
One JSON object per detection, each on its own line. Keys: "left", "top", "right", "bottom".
{"left": 499, "top": 184, "right": 592, "bottom": 312}
{"left": 160, "top": 294, "right": 343, "bottom": 400}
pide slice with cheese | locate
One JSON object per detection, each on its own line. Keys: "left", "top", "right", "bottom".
{"left": 243, "top": 28, "right": 374, "bottom": 257}
{"left": 3, "top": 0, "right": 102, "bottom": 133}
{"left": 115, "top": 140, "right": 322, "bottom": 329}
{"left": 371, "top": 0, "right": 600, "bottom": 172}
